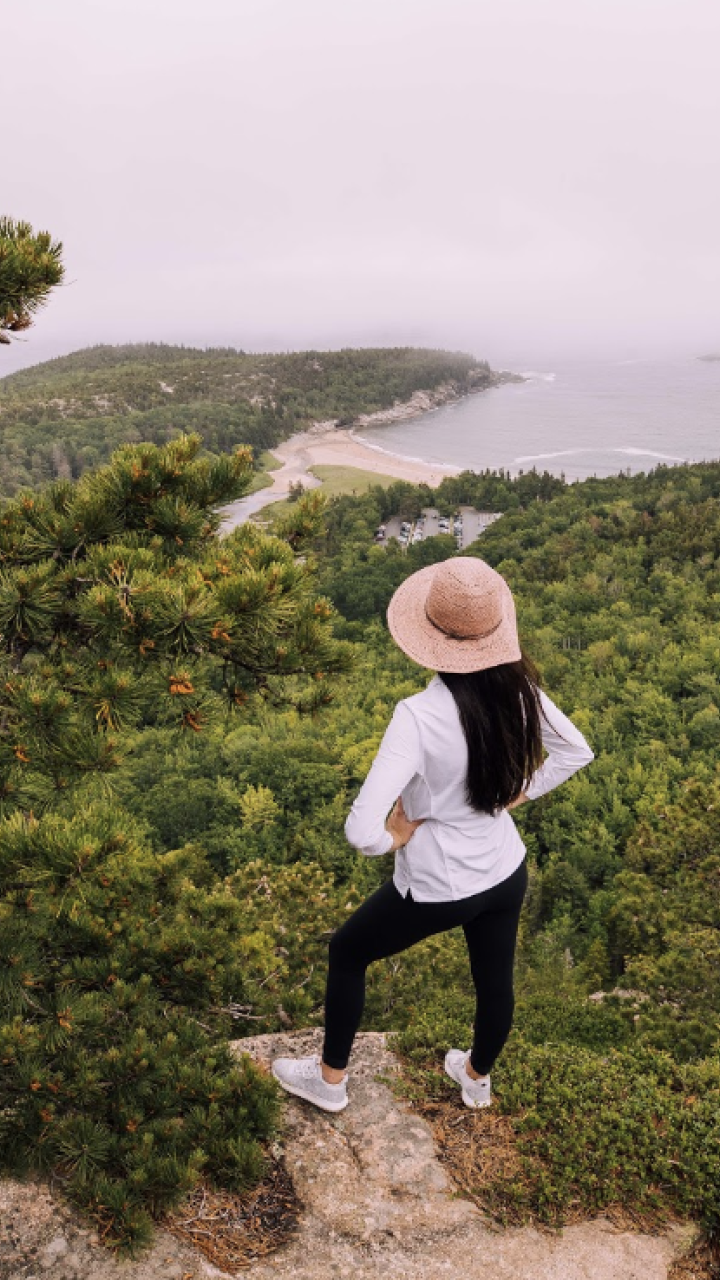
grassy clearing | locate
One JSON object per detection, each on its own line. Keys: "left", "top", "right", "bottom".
{"left": 307, "top": 464, "right": 398, "bottom": 496}
{"left": 253, "top": 464, "right": 398, "bottom": 522}
{"left": 251, "top": 496, "right": 294, "bottom": 523}
{"left": 257, "top": 450, "right": 283, "bottom": 472}
{"left": 246, "top": 451, "right": 283, "bottom": 495}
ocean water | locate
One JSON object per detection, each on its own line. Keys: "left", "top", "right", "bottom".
{"left": 355, "top": 356, "right": 720, "bottom": 482}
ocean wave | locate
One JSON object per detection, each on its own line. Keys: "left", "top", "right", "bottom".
{"left": 514, "top": 446, "right": 688, "bottom": 464}
{"left": 519, "top": 371, "right": 556, "bottom": 382}
{"left": 513, "top": 447, "right": 597, "bottom": 463}
{"left": 349, "top": 431, "right": 460, "bottom": 472}
{"left": 615, "top": 447, "right": 687, "bottom": 461}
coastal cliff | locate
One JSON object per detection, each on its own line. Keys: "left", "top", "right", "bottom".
{"left": 305, "top": 366, "right": 522, "bottom": 435}
{"left": 349, "top": 368, "right": 523, "bottom": 429}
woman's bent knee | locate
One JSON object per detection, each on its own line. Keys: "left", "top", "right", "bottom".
{"left": 328, "top": 926, "right": 353, "bottom": 968}
{"left": 328, "top": 923, "right": 367, "bottom": 971}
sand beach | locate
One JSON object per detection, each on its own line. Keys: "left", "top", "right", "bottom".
{"left": 272, "top": 422, "right": 457, "bottom": 490}
{"left": 218, "top": 416, "right": 462, "bottom": 529}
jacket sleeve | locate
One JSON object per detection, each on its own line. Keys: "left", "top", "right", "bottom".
{"left": 524, "top": 689, "right": 595, "bottom": 801}
{"left": 344, "top": 701, "right": 423, "bottom": 856}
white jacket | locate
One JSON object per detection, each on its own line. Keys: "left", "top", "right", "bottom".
{"left": 344, "top": 675, "right": 594, "bottom": 901}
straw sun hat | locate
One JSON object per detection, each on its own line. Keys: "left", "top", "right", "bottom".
{"left": 386, "top": 556, "right": 521, "bottom": 673}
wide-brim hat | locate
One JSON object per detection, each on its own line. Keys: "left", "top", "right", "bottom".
{"left": 386, "top": 556, "right": 521, "bottom": 673}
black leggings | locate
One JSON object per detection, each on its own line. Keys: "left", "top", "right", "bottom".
{"left": 322, "top": 857, "right": 528, "bottom": 1074}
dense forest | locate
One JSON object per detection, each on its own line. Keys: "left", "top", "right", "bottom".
{"left": 0, "top": 343, "right": 498, "bottom": 497}
{"left": 0, "top": 347, "right": 718, "bottom": 1262}
{"left": 117, "top": 458, "right": 720, "bottom": 1241}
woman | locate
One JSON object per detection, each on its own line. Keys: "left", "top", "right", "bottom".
{"left": 272, "top": 556, "right": 594, "bottom": 1112}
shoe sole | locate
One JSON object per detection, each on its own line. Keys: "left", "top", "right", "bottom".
{"left": 444, "top": 1061, "right": 493, "bottom": 1110}
{"left": 271, "top": 1067, "right": 349, "bottom": 1112}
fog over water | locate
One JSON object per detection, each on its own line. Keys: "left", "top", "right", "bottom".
{"left": 3, "top": 0, "right": 720, "bottom": 378}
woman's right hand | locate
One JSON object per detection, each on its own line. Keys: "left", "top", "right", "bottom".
{"left": 385, "top": 796, "right": 425, "bottom": 851}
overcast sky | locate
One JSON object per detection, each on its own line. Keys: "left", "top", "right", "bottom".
{"left": 4, "top": 0, "right": 720, "bottom": 372}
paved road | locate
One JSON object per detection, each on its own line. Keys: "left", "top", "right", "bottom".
{"left": 217, "top": 455, "right": 322, "bottom": 534}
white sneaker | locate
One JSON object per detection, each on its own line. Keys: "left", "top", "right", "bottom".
{"left": 444, "top": 1049, "right": 492, "bottom": 1109}
{"left": 271, "top": 1053, "right": 349, "bottom": 1113}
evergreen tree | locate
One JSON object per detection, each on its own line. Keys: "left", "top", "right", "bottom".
{"left": 0, "top": 434, "right": 352, "bottom": 1251}
{"left": 0, "top": 217, "right": 64, "bottom": 344}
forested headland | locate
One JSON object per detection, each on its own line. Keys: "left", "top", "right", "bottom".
{"left": 0, "top": 346, "right": 718, "bottom": 1262}
{"left": 0, "top": 343, "right": 501, "bottom": 498}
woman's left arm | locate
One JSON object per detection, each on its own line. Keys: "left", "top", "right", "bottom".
{"left": 344, "top": 702, "right": 424, "bottom": 855}
{"left": 523, "top": 689, "right": 595, "bottom": 801}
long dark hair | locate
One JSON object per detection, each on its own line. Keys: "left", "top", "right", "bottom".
{"left": 439, "top": 654, "right": 544, "bottom": 814}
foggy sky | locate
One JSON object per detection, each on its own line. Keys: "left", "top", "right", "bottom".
{"left": 4, "top": 0, "right": 720, "bottom": 373}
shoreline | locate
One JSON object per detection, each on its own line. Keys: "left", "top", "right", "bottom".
{"left": 274, "top": 421, "right": 461, "bottom": 486}
{"left": 218, "top": 380, "right": 503, "bottom": 530}
{"left": 217, "top": 426, "right": 458, "bottom": 531}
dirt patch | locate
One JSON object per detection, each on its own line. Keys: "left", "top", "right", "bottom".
{"left": 163, "top": 1159, "right": 301, "bottom": 1273}
{"left": 418, "top": 1098, "right": 532, "bottom": 1217}
{"left": 668, "top": 1238, "right": 720, "bottom": 1280}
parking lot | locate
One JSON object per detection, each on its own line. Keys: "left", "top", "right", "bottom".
{"left": 376, "top": 506, "right": 501, "bottom": 552}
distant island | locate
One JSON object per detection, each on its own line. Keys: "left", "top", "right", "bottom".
{"left": 697, "top": 353, "right": 720, "bottom": 361}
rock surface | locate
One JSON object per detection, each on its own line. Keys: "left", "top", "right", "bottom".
{"left": 0, "top": 1030, "right": 699, "bottom": 1279}
{"left": 0, "top": 1179, "right": 209, "bottom": 1280}
{"left": 351, "top": 371, "right": 520, "bottom": 429}
{"left": 229, "top": 1030, "right": 695, "bottom": 1280}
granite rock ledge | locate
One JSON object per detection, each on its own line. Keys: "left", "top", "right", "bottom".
{"left": 0, "top": 1030, "right": 700, "bottom": 1280}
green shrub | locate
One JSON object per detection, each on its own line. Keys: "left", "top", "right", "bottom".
{"left": 0, "top": 436, "right": 349, "bottom": 1250}
{"left": 395, "top": 1015, "right": 720, "bottom": 1235}
{"left": 0, "top": 804, "right": 278, "bottom": 1252}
